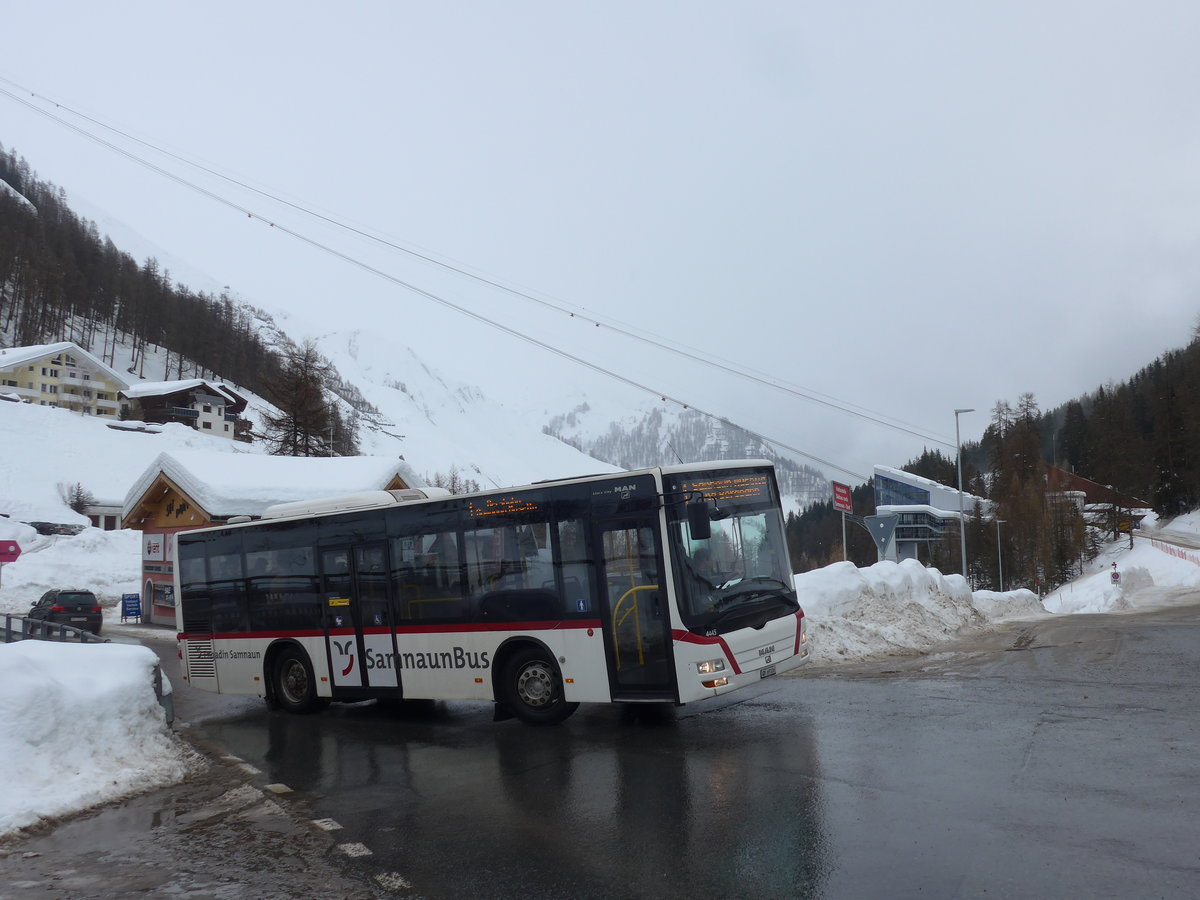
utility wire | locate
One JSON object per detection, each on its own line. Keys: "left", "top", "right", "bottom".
{"left": 0, "top": 76, "right": 953, "bottom": 450}
{"left": 0, "top": 82, "right": 873, "bottom": 479}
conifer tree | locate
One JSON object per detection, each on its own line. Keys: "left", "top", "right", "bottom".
{"left": 261, "top": 341, "right": 333, "bottom": 456}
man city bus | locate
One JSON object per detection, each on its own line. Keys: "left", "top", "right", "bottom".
{"left": 174, "top": 460, "right": 810, "bottom": 724}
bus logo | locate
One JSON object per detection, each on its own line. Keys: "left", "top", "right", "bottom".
{"left": 333, "top": 639, "right": 356, "bottom": 677}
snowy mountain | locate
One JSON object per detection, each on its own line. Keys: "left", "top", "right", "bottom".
{"left": 543, "top": 398, "right": 830, "bottom": 515}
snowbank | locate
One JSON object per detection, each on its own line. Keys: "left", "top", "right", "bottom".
{"left": 0, "top": 528, "right": 141, "bottom": 616}
{"left": 1043, "top": 535, "right": 1200, "bottom": 614}
{"left": 795, "top": 558, "right": 1047, "bottom": 663}
{"left": 0, "top": 642, "right": 202, "bottom": 837}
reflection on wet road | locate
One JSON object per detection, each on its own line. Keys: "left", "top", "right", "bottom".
{"left": 200, "top": 605, "right": 1200, "bottom": 898}
{"left": 206, "top": 696, "right": 829, "bottom": 898}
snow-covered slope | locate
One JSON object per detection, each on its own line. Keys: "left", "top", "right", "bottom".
{"left": 305, "top": 326, "right": 620, "bottom": 488}
{"left": 0, "top": 401, "right": 271, "bottom": 522}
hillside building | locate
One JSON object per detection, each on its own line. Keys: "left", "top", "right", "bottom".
{"left": 0, "top": 341, "right": 130, "bottom": 416}
{"left": 872, "top": 464, "right": 993, "bottom": 563}
{"left": 122, "top": 450, "right": 422, "bottom": 625}
{"left": 120, "top": 379, "right": 249, "bottom": 439}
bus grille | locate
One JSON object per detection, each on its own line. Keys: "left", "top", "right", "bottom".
{"left": 186, "top": 639, "right": 217, "bottom": 678}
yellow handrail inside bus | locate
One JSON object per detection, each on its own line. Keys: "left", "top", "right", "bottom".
{"left": 612, "top": 584, "right": 658, "bottom": 670}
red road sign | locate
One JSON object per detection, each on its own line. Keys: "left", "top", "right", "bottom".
{"left": 832, "top": 482, "right": 853, "bottom": 513}
{"left": 0, "top": 542, "right": 20, "bottom": 563}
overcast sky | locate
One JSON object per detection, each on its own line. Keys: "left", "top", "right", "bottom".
{"left": 3, "top": 2, "right": 1199, "bottom": 482}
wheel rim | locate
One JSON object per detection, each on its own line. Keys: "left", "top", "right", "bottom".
{"left": 515, "top": 661, "right": 556, "bottom": 709}
{"left": 281, "top": 659, "right": 308, "bottom": 704}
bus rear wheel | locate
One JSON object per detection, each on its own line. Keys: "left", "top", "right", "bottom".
{"left": 502, "top": 648, "right": 578, "bottom": 725}
{"left": 273, "top": 646, "right": 325, "bottom": 714}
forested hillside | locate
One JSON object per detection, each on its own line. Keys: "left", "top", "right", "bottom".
{"left": 0, "top": 145, "right": 281, "bottom": 395}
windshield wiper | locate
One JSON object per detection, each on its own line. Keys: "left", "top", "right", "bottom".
{"left": 709, "top": 577, "right": 792, "bottom": 611}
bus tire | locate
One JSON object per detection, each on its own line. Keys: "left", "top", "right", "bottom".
{"left": 502, "top": 647, "right": 578, "bottom": 725}
{"left": 273, "top": 646, "right": 324, "bottom": 714}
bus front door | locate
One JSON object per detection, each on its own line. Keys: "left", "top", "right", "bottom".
{"left": 597, "top": 519, "right": 676, "bottom": 699}
{"left": 321, "top": 543, "right": 400, "bottom": 693}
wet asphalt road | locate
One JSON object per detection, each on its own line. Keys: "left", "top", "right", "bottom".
{"left": 188, "top": 602, "right": 1200, "bottom": 899}
{"left": 5, "top": 603, "right": 1200, "bottom": 898}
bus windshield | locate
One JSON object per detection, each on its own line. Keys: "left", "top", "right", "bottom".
{"left": 664, "top": 467, "right": 798, "bottom": 630}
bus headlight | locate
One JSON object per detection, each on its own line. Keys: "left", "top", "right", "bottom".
{"left": 698, "top": 659, "right": 728, "bottom": 686}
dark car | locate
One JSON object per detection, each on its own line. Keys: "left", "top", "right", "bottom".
{"left": 28, "top": 589, "right": 103, "bottom": 635}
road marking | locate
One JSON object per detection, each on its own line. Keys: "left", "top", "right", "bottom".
{"left": 311, "top": 818, "right": 343, "bottom": 831}
{"left": 376, "top": 872, "right": 413, "bottom": 890}
{"left": 264, "top": 783, "right": 293, "bottom": 794}
{"left": 337, "top": 842, "right": 373, "bottom": 858}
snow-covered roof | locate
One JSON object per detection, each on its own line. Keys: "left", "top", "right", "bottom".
{"left": 874, "top": 463, "right": 988, "bottom": 505}
{"left": 0, "top": 341, "right": 131, "bottom": 389}
{"left": 121, "top": 377, "right": 244, "bottom": 405}
{"left": 122, "top": 449, "right": 425, "bottom": 519}
{"left": 120, "top": 378, "right": 209, "bottom": 398}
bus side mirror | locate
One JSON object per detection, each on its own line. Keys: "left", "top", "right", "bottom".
{"left": 687, "top": 501, "right": 711, "bottom": 540}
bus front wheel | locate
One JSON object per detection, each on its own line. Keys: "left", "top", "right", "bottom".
{"left": 502, "top": 648, "right": 578, "bottom": 725}
{"left": 273, "top": 647, "right": 325, "bottom": 714}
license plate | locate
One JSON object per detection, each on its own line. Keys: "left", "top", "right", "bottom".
{"left": 70, "top": 617, "right": 87, "bottom": 622}
{"left": 759, "top": 664, "right": 776, "bottom": 679}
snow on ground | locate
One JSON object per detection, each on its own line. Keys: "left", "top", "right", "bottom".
{"left": 0, "top": 522, "right": 142, "bottom": 611}
{"left": 1042, "top": 512, "right": 1200, "bottom": 615}
{"left": 0, "top": 641, "right": 203, "bottom": 837}
{"left": 0, "top": 400, "right": 272, "bottom": 523}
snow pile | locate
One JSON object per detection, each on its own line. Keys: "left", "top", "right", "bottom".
{"left": 0, "top": 641, "right": 202, "bottom": 837}
{"left": 1043, "top": 538, "right": 1200, "bottom": 615}
{"left": 795, "top": 559, "right": 1046, "bottom": 663}
{"left": 0, "top": 527, "right": 141, "bottom": 610}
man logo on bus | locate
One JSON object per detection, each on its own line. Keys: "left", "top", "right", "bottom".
{"left": 333, "top": 639, "right": 355, "bottom": 677}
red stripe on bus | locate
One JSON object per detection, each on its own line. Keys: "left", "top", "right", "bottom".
{"left": 179, "top": 619, "right": 604, "bottom": 642}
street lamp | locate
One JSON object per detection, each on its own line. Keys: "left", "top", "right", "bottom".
{"left": 995, "top": 518, "right": 1005, "bottom": 592}
{"left": 954, "top": 408, "right": 974, "bottom": 581}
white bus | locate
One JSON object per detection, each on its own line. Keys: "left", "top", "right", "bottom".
{"left": 174, "top": 460, "right": 810, "bottom": 725}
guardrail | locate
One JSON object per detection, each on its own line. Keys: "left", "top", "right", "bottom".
{"left": 2, "top": 615, "right": 109, "bottom": 644}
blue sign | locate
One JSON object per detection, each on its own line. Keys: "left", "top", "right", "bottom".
{"left": 121, "top": 593, "right": 142, "bottom": 622}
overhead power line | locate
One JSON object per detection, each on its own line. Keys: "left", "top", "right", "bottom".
{"left": 0, "top": 79, "right": 893, "bottom": 479}
{"left": 0, "top": 76, "right": 957, "bottom": 452}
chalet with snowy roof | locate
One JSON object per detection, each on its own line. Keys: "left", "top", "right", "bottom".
{"left": 122, "top": 450, "right": 422, "bottom": 625}
{"left": 0, "top": 341, "right": 130, "bottom": 416}
{"left": 120, "top": 379, "right": 249, "bottom": 439}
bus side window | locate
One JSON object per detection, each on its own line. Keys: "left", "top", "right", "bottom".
{"left": 392, "top": 531, "right": 464, "bottom": 621}
{"left": 178, "top": 551, "right": 211, "bottom": 631}
{"left": 208, "top": 551, "right": 247, "bottom": 632}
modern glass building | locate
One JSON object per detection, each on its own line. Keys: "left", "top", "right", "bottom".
{"left": 872, "top": 465, "right": 992, "bottom": 562}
